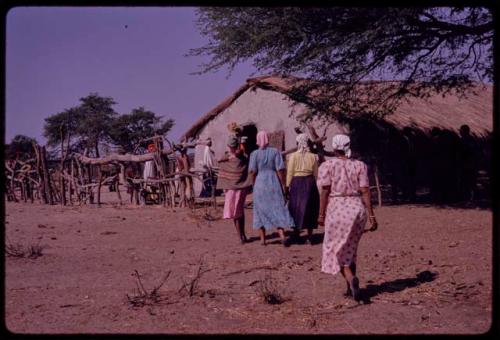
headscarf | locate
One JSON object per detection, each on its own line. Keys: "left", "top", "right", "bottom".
{"left": 256, "top": 131, "right": 269, "bottom": 149}
{"left": 296, "top": 133, "right": 310, "bottom": 153}
{"left": 331, "top": 134, "right": 351, "bottom": 158}
{"left": 147, "top": 143, "right": 156, "bottom": 153}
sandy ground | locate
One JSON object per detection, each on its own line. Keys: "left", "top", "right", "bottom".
{"left": 4, "top": 189, "right": 493, "bottom": 335}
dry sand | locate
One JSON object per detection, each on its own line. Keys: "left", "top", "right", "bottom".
{"left": 4, "top": 190, "right": 492, "bottom": 334}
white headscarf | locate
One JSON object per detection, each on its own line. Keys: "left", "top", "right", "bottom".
{"left": 296, "top": 133, "right": 310, "bottom": 153}
{"left": 331, "top": 134, "right": 351, "bottom": 158}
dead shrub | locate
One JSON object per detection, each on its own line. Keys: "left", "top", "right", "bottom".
{"left": 5, "top": 242, "right": 25, "bottom": 258}
{"left": 178, "top": 257, "right": 211, "bottom": 297}
{"left": 255, "top": 272, "right": 288, "bottom": 305}
{"left": 27, "top": 243, "right": 45, "bottom": 259}
{"left": 126, "top": 270, "right": 171, "bottom": 308}
{"left": 5, "top": 239, "right": 45, "bottom": 259}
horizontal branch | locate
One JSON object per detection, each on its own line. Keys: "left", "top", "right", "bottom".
{"left": 74, "top": 148, "right": 175, "bottom": 165}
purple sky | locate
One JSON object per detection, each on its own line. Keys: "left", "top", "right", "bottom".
{"left": 6, "top": 7, "right": 255, "bottom": 144}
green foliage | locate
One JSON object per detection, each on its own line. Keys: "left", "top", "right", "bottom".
{"left": 43, "top": 107, "right": 82, "bottom": 147}
{"left": 43, "top": 94, "right": 175, "bottom": 157}
{"left": 108, "top": 107, "right": 174, "bottom": 154}
{"left": 77, "top": 93, "right": 119, "bottom": 157}
{"left": 5, "top": 135, "right": 38, "bottom": 160}
{"left": 189, "top": 7, "right": 493, "bottom": 119}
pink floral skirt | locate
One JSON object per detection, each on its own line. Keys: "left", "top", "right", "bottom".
{"left": 223, "top": 188, "right": 248, "bottom": 219}
{"left": 321, "top": 196, "right": 367, "bottom": 276}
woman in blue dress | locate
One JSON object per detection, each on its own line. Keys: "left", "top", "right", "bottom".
{"left": 249, "top": 131, "right": 295, "bottom": 246}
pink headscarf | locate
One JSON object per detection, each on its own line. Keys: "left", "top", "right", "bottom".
{"left": 256, "top": 131, "right": 269, "bottom": 149}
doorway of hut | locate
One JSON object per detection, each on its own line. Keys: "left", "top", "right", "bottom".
{"left": 241, "top": 123, "right": 258, "bottom": 155}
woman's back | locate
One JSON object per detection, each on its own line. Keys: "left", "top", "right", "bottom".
{"left": 250, "top": 147, "right": 282, "bottom": 173}
{"left": 319, "top": 158, "right": 368, "bottom": 195}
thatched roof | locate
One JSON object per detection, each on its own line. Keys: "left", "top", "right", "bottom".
{"left": 182, "top": 75, "right": 493, "bottom": 140}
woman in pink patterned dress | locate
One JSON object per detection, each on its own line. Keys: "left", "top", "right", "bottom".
{"left": 317, "top": 134, "right": 378, "bottom": 301}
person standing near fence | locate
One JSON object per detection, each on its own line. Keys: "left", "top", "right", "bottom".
{"left": 176, "top": 145, "right": 193, "bottom": 206}
{"left": 249, "top": 131, "right": 295, "bottom": 246}
{"left": 286, "top": 133, "right": 320, "bottom": 245}
{"left": 317, "top": 134, "right": 378, "bottom": 301}
{"left": 143, "top": 144, "right": 157, "bottom": 183}
{"left": 199, "top": 138, "right": 217, "bottom": 198}
{"left": 217, "top": 135, "right": 252, "bottom": 244}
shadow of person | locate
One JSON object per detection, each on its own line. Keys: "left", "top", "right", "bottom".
{"left": 245, "top": 236, "right": 261, "bottom": 244}
{"left": 359, "top": 270, "right": 438, "bottom": 304}
{"left": 309, "top": 232, "right": 324, "bottom": 245}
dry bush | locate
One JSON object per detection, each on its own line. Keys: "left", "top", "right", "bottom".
{"left": 5, "top": 240, "right": 45, "bottom": 259}
{"left": 5, "top": 242, "right": 25, "bottom": 258}
{"left": 178, "top": 257, "right": 211, "bottom": 297}
{"left": 255, "top": 272, "right": 288, "bottom": 305}
{"left": 27, "top": 243, "right": 45, "bottom": 259}
{"left": 126, "top": 270, "right": 171, "bottom": 308}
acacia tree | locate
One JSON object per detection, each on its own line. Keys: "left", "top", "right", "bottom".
{"left": 108, "top": 107, "right": 175, "bottom": 154}
{"left": 189, "top": 7, "right": 493, "bottom": 120}
{"left": 43, "top": 107, "right": 83, "bottom": 155}
{"left": 77, "top": 93, "right": 118, "bottom": 157}
{"left": 5, "top": 135, "right": 38, "bottom": 160}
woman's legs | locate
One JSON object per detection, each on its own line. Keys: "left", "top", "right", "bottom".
{"left": 233, "top": 215, "right": 247, "bottom": 243}
{"left": 306, "top": 228, "right": 313, "bottom": 244}
{"left": 278, "top": 227, "right": 291, "bottom": 247}
{"left": 259, "top": 227, "right": 266, "bottom": 245}
{"left": 341, "top": 264, "right": 360, "bottom": 301}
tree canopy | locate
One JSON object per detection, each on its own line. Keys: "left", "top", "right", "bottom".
{"left": 76, "top": 93, "right": 119, "bottom": 157}
{"left": 43, "top": 107, "right": 83, "bottom": 149}
{"left": 43, "top": 94, "right": 174, "bottom": 157}
{"left": 108, "top": 107, "right": 175, "bottom": 154}
{"left": 189, "top": 7, "right": 493, "bottom": 120}
{"left": 5, "top": 135, "right": 38, "bottom": 160}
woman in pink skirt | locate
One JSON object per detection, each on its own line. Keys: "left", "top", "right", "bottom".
{"left": 317, "top": 134, "right": 378, "bottom": 301}
{"left": 217, "top": 135, "right": 253, "bottom": 244}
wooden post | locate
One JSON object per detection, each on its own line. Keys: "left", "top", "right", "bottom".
{"left": 75, "top": 157, "right": 85, "bottom": 204}
{"left": 33, "top": 144, "right": 44, "bottom": 204}
{"left": 21, "top": 179, "right": 26, "bottom": 202}
{"left": 60, "top": 169, "right": 66, "bottom": 206}
{"left": 41, "top": 146, "right": 54, "bottom": 205}
{"left": 97, "top": 165, "right": 103, "bottom": 207}
{"left": 115, "top": 175, "right": 122, "bottom": 205}
{"left": 7, "top": 161, "right": 18, "bottom": 202}
{"left": 69, "top": 160, "right": 74, "bottom": 205}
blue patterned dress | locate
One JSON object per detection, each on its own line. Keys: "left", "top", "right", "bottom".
{"left": 249, "top": 147, "right": 295, "bottom": 230}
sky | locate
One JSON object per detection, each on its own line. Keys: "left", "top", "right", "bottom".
{"left": 5, "top": 7, "right": 255, "bottom": 144}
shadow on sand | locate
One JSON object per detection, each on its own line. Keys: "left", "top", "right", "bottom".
{"left": 359, "top": 270, "right": 438, "bottom": 304}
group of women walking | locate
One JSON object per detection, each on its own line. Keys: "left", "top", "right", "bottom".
{"left": 216, "top": 130, "right": 378, "bottom": 301}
